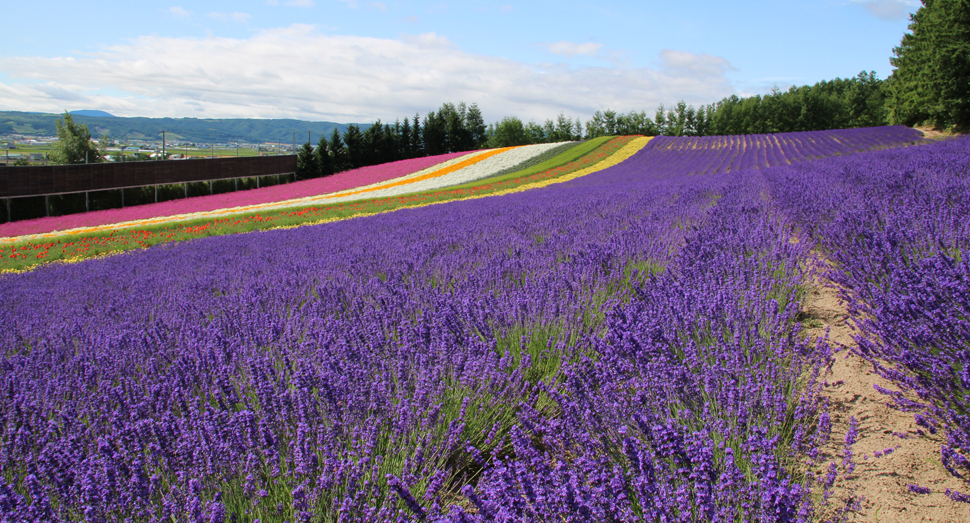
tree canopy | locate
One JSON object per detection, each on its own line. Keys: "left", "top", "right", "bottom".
{"left": 51, "top": 112, "right": 104, "bottom": 164}
{"left": 887, "top": 0, "right": 970, "bottom": 130}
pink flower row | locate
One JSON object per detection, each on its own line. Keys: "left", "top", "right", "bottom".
{"left": 0, "top": 151, "right": 471, "bottom": 238}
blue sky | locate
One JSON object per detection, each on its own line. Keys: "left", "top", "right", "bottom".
{"left": 0, "top": 0, "right": 918, "bottom": 123}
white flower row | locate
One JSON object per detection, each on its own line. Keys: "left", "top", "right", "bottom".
{"left": 320, "top": 142, "right": 572, "bottom": 204}
{"left": 321, "top": 150, "right": 490, "bottom": 199}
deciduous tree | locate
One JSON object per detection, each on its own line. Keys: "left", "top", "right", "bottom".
{"left": 51, "top": 112, "right": 104, "bottom": 164}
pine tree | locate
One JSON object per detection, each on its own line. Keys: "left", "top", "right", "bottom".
{"left": 296, "top": 141, "right": 319, "bottom": 180}
{"left": 422, "top": 111, "right": 446, "bottom": 156}
{"left": 343, "top": 124, "right": 364, "bottom": 168}
{"left": 317, "top": 135, "right": 333, "bottom": 176}
{"left": 464, "top": 103, "right": 487, "bottom": 148}
{"left": 410, "top": 114, "right": 423, "bottom": 157}
{"left": 888, "top": 0, "right": 970, "bottom": 129}
{"left": 399, "top": 118, "right": 412, "bottom": 158}
{"left": 329, "top": 128, "right": 347, "bottom": 173}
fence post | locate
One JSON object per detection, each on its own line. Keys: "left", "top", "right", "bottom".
{"left": 209, "top": 180, "right": 213, "bottom": 195}
{"left": 5, "top": 199, "right": 9, "bottom": 223}
{"left": 121, "top": 189, "right": 124, "bottom": 208}
{"left": 45, "top": 195, "right": 49, "bottom": 217}
{"left": 184, "top": 183, "right": 188, "bottom": 198}
{"left": 155, "top": 185, "right": 158, "bottom": 203}
{"left": 85, "top": 192, "right": 89, "bottom": 212}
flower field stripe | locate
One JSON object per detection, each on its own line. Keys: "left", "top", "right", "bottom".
{"left": 313, "top": 146, "right": 517, "bottom": 199}
{"left": 0, "top": 150, "right": 495, "bottom": 243}
{"left": 300, "top": 143, "right": 573, "bottom": 205}
{"left": 0, "top": 143, "right": 580, "bottom": 246}
{"left": 301, "top": 149, "right": 492, "bottom": 198}
{"left": 286, "top": 137, "right": 649, "bottom": 226}
{"left": 494, "top": 136, "right": 650, "bottom": 194}
{"left": 0, "top": 150, "right": 478, "bottom": 239}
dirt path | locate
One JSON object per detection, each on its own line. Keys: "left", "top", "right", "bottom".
{"left": 801, "top": 273, "right": 970, "bottom": 521}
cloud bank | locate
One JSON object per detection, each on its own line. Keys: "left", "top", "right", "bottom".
{"left": 0, "top": 25, "right": 737, "bottom": 123}
{"left": 850, "top": 0, "right": 918, "bottom": 20}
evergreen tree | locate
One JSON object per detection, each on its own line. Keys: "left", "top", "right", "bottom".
{"left": 329, "top": 128, "right": 347, "bottom": 172}
{"left": 603, "top": 109, "right": 618, "bottom": 135}
{"left": 317, "top": 135, "right": 334, "bottom": 176}
{"left": 525, "top": 121, "right": 546, "bottom": 144}
{"left": 362, "top": 120, "right": 384, "bottom": 165}
{"left": 464, "top": 103, "right": 487, "bottom": 148}
{"left": 399, "top": 118, "right": 413, "bottom": 158}
{"left": 654, "top": 105, "right": 668, "bottom": 136}
{"left": 585, "top": 110, "right": 607, "bottom": 138}
{"left": 410, "top": 114, "right": 423, "bottom": 157}
{"left": 343, "top": 124, "right": 364, "bottom": 168}
{"left": 887, "top": 0, "right": 970, "bottom": 129}
{"left": 422, "top": 111, "right": 447, "bottom": 155}
{"left": 553, "top": 112, "right": 575, "bottom": 141}
{"left": 52, "top": 112, "right": 104, "bottom": 164}
{"left": 296, "top": 141, "right": 319, "bottom": 180}
{"left": 383, "top": 122, "right": 399, "bottom": 162}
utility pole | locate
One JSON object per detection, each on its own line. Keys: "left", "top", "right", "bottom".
{"left": 162, "top": 130, "right": 167, "bottom": 161}
{"left": 308, "top": 130, "right": 311, "bottom": 147}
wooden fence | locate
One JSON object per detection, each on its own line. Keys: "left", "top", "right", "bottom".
{"left": 0, "top": 155, "right": 297, "bottom": 198}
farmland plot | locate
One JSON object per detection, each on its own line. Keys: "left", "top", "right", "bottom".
{"left": 2, "top": 126, "right": 956, "bottom": 522}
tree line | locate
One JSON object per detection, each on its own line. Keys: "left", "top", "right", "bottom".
{"left": 294, "top": 72, "right": 896, "bottom": 179}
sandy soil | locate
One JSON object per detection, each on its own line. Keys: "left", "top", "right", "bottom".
{"left": 800, "top": 268, "right": 970, "bottom": 521}
{"left": 915, "top": 126, "right": 960, "bottom": 140}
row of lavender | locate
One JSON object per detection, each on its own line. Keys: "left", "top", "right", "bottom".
{"left": 0, "top": 127, "right": 921, "bottom": 521}
{"left": 635, "top": 126, "right": 922, "bottom": 176}
{"left": 766, "top": 137, "right": 970, "bottom": 495}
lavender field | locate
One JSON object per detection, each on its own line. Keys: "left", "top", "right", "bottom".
{"left": 2, "top": 126, "right": 967, "bottom": 522}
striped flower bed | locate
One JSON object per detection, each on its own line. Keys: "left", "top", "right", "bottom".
{"left": 0, "top": 150, "right": 473, "bottom": 239}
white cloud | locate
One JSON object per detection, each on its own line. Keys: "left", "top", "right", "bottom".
{"left": 500, "top": 4, "right": 515, "bottom": 12}
{"left": 542, "top": 41, "right": 604, "bottom": 58}
{"left": 850, "top": 0, "right": 918, "bottom": 20}
{"left": 168, "top": 6, "right": 191, "bottom": 18}
{"left": 285, "top": 0, "right": 315, "bottom": 6}
{"left": 0, "top": 25, "right": 737, "bottom": 122}
{"left": 209, "top": 12, "right": 252, "bottom": 23}
{"left": 370, "top": 2, "right": 387, "bottom": 11}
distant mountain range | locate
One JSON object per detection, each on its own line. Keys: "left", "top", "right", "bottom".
{"left": 0, "top": 111, "right": 363, "bottom": 144}
{"left": 70, "top": 110, "right": 116, "bottom": 118}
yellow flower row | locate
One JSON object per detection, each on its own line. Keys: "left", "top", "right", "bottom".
{"left": 266, "top": 137, "right": 652, "bottom": 232}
